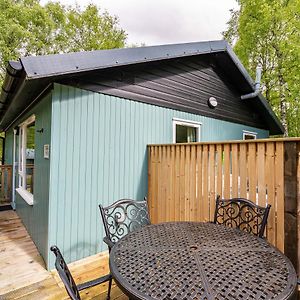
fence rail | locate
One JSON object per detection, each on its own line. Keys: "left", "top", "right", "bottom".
{"left": 148, "top": 139, "right": 298, "bottom": 254}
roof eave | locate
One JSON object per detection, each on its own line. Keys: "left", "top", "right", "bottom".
{"left": 0, "top": 40, "right": 284, "bottom": 135}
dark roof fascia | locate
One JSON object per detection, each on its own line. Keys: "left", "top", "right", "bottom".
{"left": 2, "top": 82, "right": 53, "bottom": 132}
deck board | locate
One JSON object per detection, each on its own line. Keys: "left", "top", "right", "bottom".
{"left": 0, "top": 210, "right": 128, "bottom": 300}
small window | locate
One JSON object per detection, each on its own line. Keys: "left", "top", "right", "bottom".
{"left": 243, "top": 130, "right": 257, "bottom": 140}
{"left": 173, "top": 118, "right": 201, "bottom": 143}
{"left": 17, "top": 115, "right": 35, "bottom": 204}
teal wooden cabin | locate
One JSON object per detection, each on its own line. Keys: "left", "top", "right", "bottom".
{"left": 0, "top": 40, "right": 283, "bottom": 269}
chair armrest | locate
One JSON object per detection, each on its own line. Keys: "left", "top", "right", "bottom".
{"left": 77, "top": 274, "right": 112, "bottom": 291}
{"left": 103, "top": 236, "right": 115, "bottom": 249}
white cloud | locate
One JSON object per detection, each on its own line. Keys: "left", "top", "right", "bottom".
{"left": 41, "top": 0, "right": 239, "bottom": 46}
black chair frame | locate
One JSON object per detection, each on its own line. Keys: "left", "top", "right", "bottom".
{"left": 99, "top": 197, "right": 151, "bottom": 247}
{"left": 99, "top": 198, "right": 150, "bottom": 299}
{"left": 50, "top": 245, "right": 112, "bottom": 300}
{"left": 214, "top": 195, "right": 271, "bottom": 238}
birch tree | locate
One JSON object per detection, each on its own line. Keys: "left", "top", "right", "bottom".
{"left": 224, "top": 0, "right": 300, "bottom": 136}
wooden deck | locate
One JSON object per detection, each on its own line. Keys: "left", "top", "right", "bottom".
{"left": 0, "top": 210, "right": 128, "bottom": 300}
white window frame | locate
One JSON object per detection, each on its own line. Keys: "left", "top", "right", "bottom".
{"left": 172, "top": 118, "right": 201, "bottom": 143}
{"left": 243, "top": 130, "right": 257, "bottom": 140}
{"left": 16, "top": 115, "right": 35, "bottom": 205}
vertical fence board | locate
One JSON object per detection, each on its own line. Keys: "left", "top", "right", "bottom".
{"left": 170, "top": 146, "right": 175, "bottom": 221}
{"left": 297, "top": 143, "right": 300, "bottom": 275}
{"left": 257, "top": 143, "right": 266, "bottom": 207}
{"left": 216, "top": 145, "right": 223, "bottom": 198}
{"left": 231, "top": 144, "right": 239, "bottom": 198}
{"left": 174, "top": 146, "right": 180, "bottom": 221}
{"left": 1, "top": 170, "right": 4, "bottom": 199}
{"left": 275, "top": 142, "right": 284, "bottom": 252}
{"left": 161, "top": 146, "right": 166, "bottom": 221}
{"left": 0, "top": 165, "right": 12, "bottom": 205}
{"left": 165, "top": 146, "right": 171, "bottom": 221}
{"left": 209, "top": 145, "right": 216, "bottom": 221}
{"left": 248, "top": 143, "right": 257, "bottom": 201}
{"left": 190, "top": 146, "right": 197, "bottom": 220}
{"left": 149, "top": 147, "right": 155, "bottom": 221}
{"left": 197, "top": 146, "right": 203, "bottom": 221}
{"left": 150, "top": 147, "right": 154, "bottom": 221}
{"left": 157, "top": 146, "right": 162, "bottom": 223}
{"left": 202, "top": 145, "right": 209, "bottom": 221}
{"left": 239, "top": 144, "right": 247, "bottom": 198}
{"left": 185, "top": 146, "right": 191, "bottom": 220}
{"left": 266, "top": 142, "right": 276, "bottom": 244}
{"left": 223, "top": 144, "right": 230, "bottom": 198}
{"left": 179, "top": 146, "right": 185, "bottom": 221}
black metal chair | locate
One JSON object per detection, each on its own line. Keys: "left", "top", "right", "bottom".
{"left": 99, "top": 198, "right": 151, "bottom": 297}
{"left": 50, "top": 245, "right": 112, "bottom": 300}
{"left": 213, "top": 195, "right": 271, "bottom": 238}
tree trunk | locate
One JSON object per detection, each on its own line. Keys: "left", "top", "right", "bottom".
{"left": 275, "top": 45, "right": 288, "bottom": 137}
{"left": 279, "top": 82, "right": 288, "bottom": 137}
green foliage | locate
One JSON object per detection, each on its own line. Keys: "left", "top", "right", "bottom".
{"left": 224, "top": 0, "right": 300, "bottom": 136}
{"left": 26, "top": 122, "right": 35, "bottom": 149}
{"left": 0, "top": 0, "right": 127, "bottom": 85}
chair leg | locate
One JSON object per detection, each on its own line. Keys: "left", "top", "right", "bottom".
{"left": 106, "top": 276, "right": 112, "bottom": 300}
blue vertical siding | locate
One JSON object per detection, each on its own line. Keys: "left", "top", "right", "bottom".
{"left": 47, "top": 84, "right": 268, "bottom": 269}
{"left": 5, "top": 93, "right": 52, "bottom": 264}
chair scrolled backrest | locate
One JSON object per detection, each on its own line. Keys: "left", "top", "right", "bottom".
{"left": 99, "top": 198, "right": 150, "bottom": 245}
{"left": 214, "top": 195, "right": 271, "bottom": 238}
{"left": 50, "top": 245, "right": 81, "bottom": 300}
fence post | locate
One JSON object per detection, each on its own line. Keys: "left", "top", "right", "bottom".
{"left": 297, "top": 142, "right": 300, "bottom": 276}
{"left": 284, "top": 141, "right": 298, "bottom": 271}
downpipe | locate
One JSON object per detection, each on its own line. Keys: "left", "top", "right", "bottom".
{"left": 241, "top": 64, "right": 262, "bottom": 100}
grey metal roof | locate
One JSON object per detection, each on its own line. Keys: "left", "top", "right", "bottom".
{"left": 21, "top": 40, "right": 227, "bottom": 79}
{"left": 0, "top": 40, "right": 284, "bottom": 134}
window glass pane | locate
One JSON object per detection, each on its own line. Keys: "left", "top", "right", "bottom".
{"left": 19, "top": 128, "right": 23, "bottom": 173}
{"left": 19, "top": 175, "right": 23, "bottom": 188}
{"left": 26, "top": 122, "right": 35, "bottom": 194}
{"left": 244, "top": 134, "right": 256, "bottom": 140}
{"left": 176, "top": 125, "right": 197, "bottom": 143}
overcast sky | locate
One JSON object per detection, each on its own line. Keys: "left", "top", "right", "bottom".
{"left": 41, "top": 0, "right": 239, "bottom": 46}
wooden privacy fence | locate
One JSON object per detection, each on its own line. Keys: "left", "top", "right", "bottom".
{"left": 148, "top": 139, "right": 300, "bottom": 264}
{"left": 0, "top": 165, "right": 12, "bottom": 205}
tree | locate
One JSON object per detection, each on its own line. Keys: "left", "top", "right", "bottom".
{"left": 0, "top": 0, "right": 127, "bottom": 86}
{"left": 224, "top": 0, "right": 300, "bottom": 136}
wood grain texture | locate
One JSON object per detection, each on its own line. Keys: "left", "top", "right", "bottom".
{"left": 0, "top": 210, "right": 127, "bottom": 300}
{"left": 275, "top": 142, "right": 285, "bottom": 252}
{"left": 266, "top": 142, "right": 275, "bottom": 244}
{"left": 148, "top": 140, "right": 289, "bottom": 251}
{"left": 0, "top": 165, "right": 12, "bottom": 205}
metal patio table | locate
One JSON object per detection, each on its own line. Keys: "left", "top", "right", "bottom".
{"left": 109, "top": 222, "right": 297, "bottom": 300}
